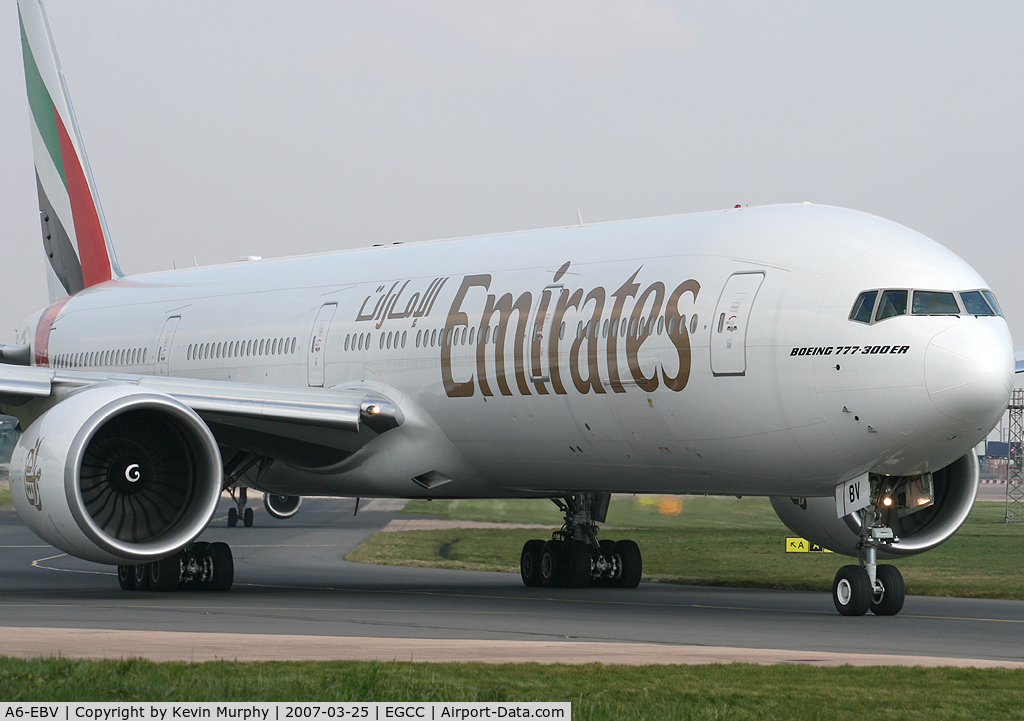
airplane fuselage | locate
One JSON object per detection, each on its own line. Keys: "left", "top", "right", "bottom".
{"left": 20, "top": 204, "right": 1014, "bottom": 501}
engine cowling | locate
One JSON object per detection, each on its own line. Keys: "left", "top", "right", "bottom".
{"left": 770, "top": 453, "right": 979, "bottom": 558}
{"left": 263, "top": 493, "right": 302, "bottom": 519}
{"left": 9, "top": 384, "right": 222, "bottom": 565}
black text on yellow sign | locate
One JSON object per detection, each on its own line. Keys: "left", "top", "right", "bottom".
{"left": 785, "top": 537, "right": 833, "bottom": 553}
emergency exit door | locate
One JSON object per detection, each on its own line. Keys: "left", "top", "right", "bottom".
{"left": 711, "top": 272, "right": 764, "bottom": 376}
{"left": 307, "top": 303, "right": 337, "bottom": 387}
{"left": 155, "top": 316, "right": 180, "bottom": 376}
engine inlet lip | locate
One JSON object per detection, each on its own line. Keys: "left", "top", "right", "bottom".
{"left": 64, "top": 389, "right": 223, "bottom": 562}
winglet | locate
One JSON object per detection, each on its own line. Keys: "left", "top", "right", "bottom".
{"left": 19, "top": 0, "right": 122, "bottom": 303}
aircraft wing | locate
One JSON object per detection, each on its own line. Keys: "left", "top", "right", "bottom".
{"left": 1015, "top": 347, "right": 1024, "bottom": 373}
{"left": 0, "top": 363, "right": 401, "bottom": 466}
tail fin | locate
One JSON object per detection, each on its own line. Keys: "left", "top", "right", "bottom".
{"left": 18, "top": 0, "right": 122, "bottom": 303}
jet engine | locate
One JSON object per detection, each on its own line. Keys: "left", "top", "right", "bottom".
{"left": 770, "top": 453, "right": 979, "bottom": 558}
{"left": 9, "top": 384, "right": 222, "bottom": 565}
{"left": 263, "top": 493, "right": 302, "bottom": 519}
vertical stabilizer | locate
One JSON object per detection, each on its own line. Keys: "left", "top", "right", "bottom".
{"left": 19, "top": 0, "right": 123, "bottom": 303}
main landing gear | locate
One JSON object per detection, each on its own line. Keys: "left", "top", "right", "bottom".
{"left": 117, "top": 541, "right": 234, "bottom": 593}
{"left": 832, "top": 479, "right": 907, "bottom": 617}
{"left": 223, "top": 453, "right": 275, "bottom": 527}
{"left": 227, "top": 486, "right": 254, "bottom": 528}
{"left": 519, "top": 493, "right": 642, "bottom": 588}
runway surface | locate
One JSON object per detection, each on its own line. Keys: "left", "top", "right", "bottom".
{"left": 0, "top": 497, "right": 1022, "bottom": 667}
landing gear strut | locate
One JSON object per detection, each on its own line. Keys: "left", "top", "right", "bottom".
{"left": 117, "top": 541, "right": 234, "bottom": 593}
{"left": 519, "top": 493, "right": 642, "bottom": 589}
{"left": 223, "top": 453, "right": 275, "bottom": 527}
{"left": 832, "top": 477, "right": 907, "bottom": 616}
{"left": 227, "top": 487, "right": 254, "bottom": 528}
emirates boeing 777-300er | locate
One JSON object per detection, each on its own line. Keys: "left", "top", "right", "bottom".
{"left": 1, "top": 0, "right": 1019, "bottom": 616}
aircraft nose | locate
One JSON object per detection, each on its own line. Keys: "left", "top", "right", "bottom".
{"left": 925, "top": 323, "right": 1014, "bottom": 422}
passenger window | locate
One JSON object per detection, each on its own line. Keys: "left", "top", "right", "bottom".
{"left": 982, "top": 290, "right": 1004, "bottom": 317}
{"left": 959, "top": 291, "right": 994, "bottom": 316}
{"left": 912, "top": 291, "right": 959, "bottom": 315}
{"left": 875, "top": 290, "right": 908, "bottom": 321}
{"left": 849, "top": 291, "right": 878, "bottom": 324}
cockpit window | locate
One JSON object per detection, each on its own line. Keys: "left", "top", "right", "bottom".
{"left": 981, "top": 290, "right": 1004, "bottom": 317}
{"left": 912, "top": 291, "right": 960, "bottom": 315}
{"left": 875, "top": 290, "right": 908, "bottom": 321}
{"left": 959, "top": 291, "right": 995, "bottom": 316}
{"left": 849, "top": 290, "right": 877, "bottom": 323}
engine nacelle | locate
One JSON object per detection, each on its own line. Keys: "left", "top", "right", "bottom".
{"left": 770, "top": 453, "right": 979, "bottom": 558}
{"left": 9, "top": 384, "right": 223, "bottom": 565}
{"left": 263, "top": 493, "right": 302, "bottom": 519}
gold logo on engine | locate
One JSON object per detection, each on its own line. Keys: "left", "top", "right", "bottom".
{"left": 24, "top": 437, "right": 43, "bottom": 511}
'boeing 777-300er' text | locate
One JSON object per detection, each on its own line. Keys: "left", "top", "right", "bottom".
{"left": 1, "top": 0, "right": 1019, "bottom": 616}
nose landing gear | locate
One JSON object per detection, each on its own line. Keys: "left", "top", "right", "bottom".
{"left": 519, "top": 493, "right": 643, "bottom": 589}
{"left": 832, "top": 479, "right": 907, "bottom": 616}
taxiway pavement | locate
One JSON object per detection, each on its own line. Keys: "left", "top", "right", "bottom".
{"left": 0, "top": 497, "right": 1021, "bottom": 667}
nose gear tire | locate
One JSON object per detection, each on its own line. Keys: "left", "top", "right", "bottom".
{"left": 833, "top": 565, "right": 871, "bottom": 616}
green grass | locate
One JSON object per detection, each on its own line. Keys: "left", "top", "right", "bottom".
{"left": 348, "top": 498, "right": 1024, "bottom": 599}
{"left": 2, "top": 657, "right": 1024, "bottom": 720}
{"left": 403, "top": 495, "right": 784, "bottom": 529}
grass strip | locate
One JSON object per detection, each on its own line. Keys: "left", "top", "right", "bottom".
{"left": 2, "top": 657, "right": 1023, "bottom": 720}
{"left": 351, "top": 498, "right": 1024, "bottom": 599}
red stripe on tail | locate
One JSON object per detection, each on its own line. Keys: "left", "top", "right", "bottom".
{"left": 33, "top": 297, "right": 70, "bottom": 367}
{"left": 54, "top": 103, "right": 111, "bottom": 287}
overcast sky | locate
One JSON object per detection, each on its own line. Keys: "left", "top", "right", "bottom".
{"left": 2, "top": 1, "right": 1022, "bottom": 351}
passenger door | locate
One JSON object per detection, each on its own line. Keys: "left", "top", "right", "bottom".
{"left": 711, "top": 272, "right": 764, "bottom": 376}
{"left": 307, "top": 303, "right": 337, "bottom": 387}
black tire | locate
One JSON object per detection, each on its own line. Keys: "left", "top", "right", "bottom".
{"left": 227, "top": 507, "right": 238, "bottom": 528}
{"left": 539, "top": 540, "right": 562, "bottom": 587}
{"left": 117, "top": 565, "right": 136, "bottom": 591}
{"left": 612, "top": 540, "right": 642, "bottom": 588}
{"left": 243, "top": 507, "right": 254, "bottom": 527}
{"left": 870, "top": 565, "right": 906, "bottom": 616}
{"left": 206, "top": 542, "right": 234, "bottom": 592}
{"left": 149, "top": 553, "right": 181, "bottom": 592}
{"left": 560, "top": 539, "right": 592, "bottom": 588}
{"left": 833, "top": 565, "right": 871, "bottom": 616}
{"left": 520, "top": 539, "right": 545, "bottom": 587}
{"left": 133, "top": 563, "right": 151, "bottom": 591}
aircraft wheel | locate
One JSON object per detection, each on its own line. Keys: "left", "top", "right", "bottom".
{"left": 206, "top": 542, "right": 234, "bottom": 592}
{"left": 870, "top": 565, "right": 906, "bottom": 616}
{"left": 243, "top": 507, "right": 254, "bottom": 527}
{"left": 591, "top": 540, "right": 616, "bottom": 587}
{"left": 149, "top": 553, "right": 181, "bottom": 592}
{"left": 833, "top": 565, "right": 871, "bottom": 616}
{"left": 561, "top": 539, "right": 592, "bottom": 588}
{"left": 132, "top": 563, "right": 151, "bottom": 591}
{"left": 520, "top": 539, "right": 545, "bottom": 587}
{"left": 227, "top": 507, "right": 238, "bottom": 528}
{"left": 117, "top": 565, "right": 136, "bottom": 591}
{"left": 539, "top": 540, "right": 562, "bottom": 587}
{"left": 612, "top": 540, "right": 642, "bottom": 588}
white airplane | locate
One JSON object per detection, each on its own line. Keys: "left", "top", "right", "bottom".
{"left": 1, "top": 0, "right": 1018, "bottom": 615}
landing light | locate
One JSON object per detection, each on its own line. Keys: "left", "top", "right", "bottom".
{"left": 364, "top": 404, "right": 381, "bottom": 416}
{"left": 882, "top": 496, "right": 894, "bottom": 508}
